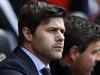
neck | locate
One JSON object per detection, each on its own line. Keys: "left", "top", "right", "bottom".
{"left": 23, "top": 42, "right": 50, "bottom": 65}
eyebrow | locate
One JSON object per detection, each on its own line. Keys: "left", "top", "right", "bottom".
{"left": 49, "top": 26, "right": 66, "bottom": 31}
{"left": 92, "top": 49, "right": 100, "bottom": 54}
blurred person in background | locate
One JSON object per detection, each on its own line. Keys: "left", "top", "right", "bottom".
{"left": 88, "top": 0, "right": 100, "bottom": 21}
{"left": 63, "top": 15, "right": 100, "bottom": 75}
{"left": 0, "top": 0, "right": 19, "bottom": 50}
{"left": 91, "top": 13, "right": 100, "bottom": 75}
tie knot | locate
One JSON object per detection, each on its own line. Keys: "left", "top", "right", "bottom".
{"left": 41, "top": 68, "right": 51, "bottom": 75}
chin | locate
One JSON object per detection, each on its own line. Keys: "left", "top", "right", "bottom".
{"left": 53, "top": 54, "right": 62, "bottom": 59}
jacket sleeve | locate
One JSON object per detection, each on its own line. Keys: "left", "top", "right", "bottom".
{"left": 0, "top": 59, "right": 27, "bottom": 75}
{"left": 0, "top": 69, "right": 24, "bottom": 75}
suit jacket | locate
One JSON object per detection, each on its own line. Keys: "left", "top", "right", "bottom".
{"left": 91, "top": 62, "right": 100, "bottom": 75}
{"left": 0, "top": 47, "right": 39, "bottom": 75}
{"left": 50, "top": 59, "right": 72, "bottom": 75}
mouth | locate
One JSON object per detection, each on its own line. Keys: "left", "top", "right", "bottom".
{"left": 54, "top": 45, "right": 63, "bottom": 48}
{"left": 53, "top": 45, "right": 63, "bottom": 51}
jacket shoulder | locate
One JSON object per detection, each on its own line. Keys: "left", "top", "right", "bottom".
{"left": 0, "top": 57, "right": 28, "bottom": 75}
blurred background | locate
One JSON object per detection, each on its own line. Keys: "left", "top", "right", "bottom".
{"left": 0, "top": 0, "right": 27, "bottom": 61}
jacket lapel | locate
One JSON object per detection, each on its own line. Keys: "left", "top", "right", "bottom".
{"left": 13, "top": 47, "right": 39, "bottom": 75}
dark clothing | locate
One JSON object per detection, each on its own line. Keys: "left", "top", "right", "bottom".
{"left": 0, "top": 47, "right": 39, "bottom": 75}
{"left": 92, "top": 62, "right": 100, "bottom": 75}
{"left": 50, "top": 60, "right": 72, "bottom": 75}
{"left": 0, "top": 47, "right": 72, "bottom": 75}
{"left": 41, "top": 68, "right": 51, "bottom": 75}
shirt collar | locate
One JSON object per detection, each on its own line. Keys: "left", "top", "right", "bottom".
{"left": 20, "top": 47, "right": 46, "bottom": 72}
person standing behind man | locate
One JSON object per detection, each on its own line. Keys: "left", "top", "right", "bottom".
{"left": 0, "top": 1, "right": 66, "bottom": 75}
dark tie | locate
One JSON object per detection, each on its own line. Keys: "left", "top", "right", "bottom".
{"left": 41, "top": 68, "right": 51, "bottom": 75}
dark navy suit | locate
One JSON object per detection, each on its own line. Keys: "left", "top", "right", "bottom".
{"left": 0, "top": 47, "right": 39, "bottom": 75}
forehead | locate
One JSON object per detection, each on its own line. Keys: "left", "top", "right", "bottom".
{"left": 83, "top": 41, "right": 100, "bottom": 53}
{"left": 46, "top": 17, "right": 65, "bottom": 29}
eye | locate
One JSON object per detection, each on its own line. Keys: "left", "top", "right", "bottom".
{"left": 46, "top": 28, "right": 57, "bottom": 32}
{"left": 60, "top": 29, "right": 65, "bottom": 34}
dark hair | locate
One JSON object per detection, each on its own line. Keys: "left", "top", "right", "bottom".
{"left": 95, "top": 16, "right": 100, "bottom": 25}
{"left": 18, "top": 1, "right": 66, "bottom": 46}
{"left": 63, "top": 16, "right": 100, "bottom": 57}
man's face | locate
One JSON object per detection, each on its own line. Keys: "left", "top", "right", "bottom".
{"left": 32, "top": 17, "right": 65, "bottom": 63}
{"left": 72, "top": 41, "right": 100, "bottom": 75}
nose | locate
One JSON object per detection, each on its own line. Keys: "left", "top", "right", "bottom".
{"left": 56, "top": 30, "right": 65, "bottom": 42}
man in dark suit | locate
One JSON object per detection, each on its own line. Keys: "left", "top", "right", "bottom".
{"left": 0, "top": 1, "right": 66, "bottom": 75}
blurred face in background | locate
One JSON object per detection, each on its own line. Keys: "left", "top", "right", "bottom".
{"left": 71, "top": 41, "right": 100, "bottom": 75}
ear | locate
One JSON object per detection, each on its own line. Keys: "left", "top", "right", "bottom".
{"left": 69, "top": 46, "right": 80, "bottom": 61}
{"left": 22, "top": 27, "right": 32, "bottom": 42}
